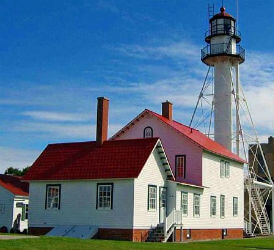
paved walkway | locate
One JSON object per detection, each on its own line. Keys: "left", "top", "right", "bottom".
{"left": 0, "top": 235, "right": 38, "bottom": 240}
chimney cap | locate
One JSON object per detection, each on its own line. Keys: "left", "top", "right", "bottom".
{"left": 97, "top": 96, "right": 109, "bottom": 101}
{"left": 162, "top": 100, "right": 173, "bottom": 104}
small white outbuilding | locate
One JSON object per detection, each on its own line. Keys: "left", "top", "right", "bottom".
{"left": 0, "top": 174, "right": 29, "bottom": 233}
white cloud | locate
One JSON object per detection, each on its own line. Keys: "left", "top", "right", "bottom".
{"left": 12, "top": 122, "right": 122, "bottom": 140}
{"left": 115, "top": 40, "right": 274, "bottom": 137}
{"left": 117, "top": 40, "right": 201, "bottom": 61}
{"left": 0, "top": 147, "right": 40, "bottom": 173}
{"left": 22, "top": 111, "right": 91, "bottom": 122}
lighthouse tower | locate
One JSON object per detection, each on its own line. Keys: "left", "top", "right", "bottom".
{"left": 201, "top": 7, "right": 245, "bottom": 151}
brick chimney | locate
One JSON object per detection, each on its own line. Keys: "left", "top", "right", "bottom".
{"left": 162, "top": 100, "right": 173, "bottom": 120}
{"left": 96, "top": 97, "right": 109, "bottom": 145}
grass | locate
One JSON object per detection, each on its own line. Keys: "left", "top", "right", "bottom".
{"left": 0, "top": 236, "right": 274, "bottom": 250}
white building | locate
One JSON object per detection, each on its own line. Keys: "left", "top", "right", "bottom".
{"left": 112, "top": 101, "right": 245, "bottom": 241}
{"left": 24, "top": 137, "right": 174, "bottom": 241}
{"left": 0, "top": 174, "right": 29, "bottom": 233}
{"left": 23, "top": 97, "right": 245, "bottom": 242}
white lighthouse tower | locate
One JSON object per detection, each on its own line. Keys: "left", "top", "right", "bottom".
{"left": 201, "top": 6, "right": 245, "bottom": 151}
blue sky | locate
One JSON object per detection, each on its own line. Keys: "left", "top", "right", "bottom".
{"left": 0, "top": 0, "right": 274, "bottom": 172}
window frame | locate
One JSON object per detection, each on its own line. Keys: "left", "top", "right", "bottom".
{"left": 148, "top": 185, "right": 157, "bottom": 212}
{"left": 96, "top": 183, "right": 114, "bottom": 210}
{"left": 175, "top": 155, "right": 186, "bottom": 179}
{"left": 220, "top": 160, "right": 230, "bottom": 178}
{"left": 45, "top": 184, "right": 61, "bottom": 210}
{"left": 210, "top": 196, "right": 217, "bottom": 217}
{"left": 233, "top": 197, "right": 238, "bottom": 217}
{"left": 225, "top": 161, "right": 230, "bottom": 178}
{"left": 220, "top": 195, "right": 225, "bottom": 218}
{"left": 220, "top": 160, "right": 225, "bottom": 178}
{"left": 193, "top": 193, "right": 200, "bottom": 217}
{"left": 181, "top": 191, "right": 188, "bottom": 216}
{"left": 143, "top": 126, "right": 153, "bottom": 138}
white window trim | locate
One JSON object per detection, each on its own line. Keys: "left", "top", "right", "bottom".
{"left": 148, "top": 185, "right": 157, "bottom": 212}
{"left": 193, "top": 194, "right": 200, "bottom": 217}
{"left": 233, "top": 197, "right": 238, "bottom": 217}
{"left": 97, "top": 184, "right": 113, "bottom": 210}
{"left": 46, "top": 185, "right": 60, "bottom": 210}
{"left": 220, "top": 195, "right": 225, "bottom": 218}
{"left": 181, "top": 192, "right": 188, "bottom": 217}
{"left": 220, "top": 160, "right": 225, "bottom": 178}
{"left": 225, "top": 161, "right": 230, "bottom": 178}
{"left": 210, "top": 196, "right": 217, "bottom": 217}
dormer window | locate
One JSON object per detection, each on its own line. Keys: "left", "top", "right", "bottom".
{"left": 144, "top": 127, "right": 153, "bottom": 138}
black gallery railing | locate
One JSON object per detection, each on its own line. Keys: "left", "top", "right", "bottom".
{"left": 201, "top": 43, "right": 245, "bottom": 61}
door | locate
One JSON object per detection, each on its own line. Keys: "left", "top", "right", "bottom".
{"left": 159, "top": 187, "right": 167, "bottom": 224}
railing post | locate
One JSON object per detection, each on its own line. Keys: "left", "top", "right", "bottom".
{"left": 164, "top": 217, "right": 167, "bottom": 237}
{"left": 173, "top": 208, "right": 176, "bottom": 224}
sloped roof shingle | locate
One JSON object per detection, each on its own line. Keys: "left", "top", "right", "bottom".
{"left": 23, "top": 138, "right": 161, "bottom": 181}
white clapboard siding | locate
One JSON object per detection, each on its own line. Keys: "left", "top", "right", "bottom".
{"left": 29, "top": 179, "right": 134, "bottom": 229}
{"left": 0, "top": 186, "right": 14, "bottom": 231}
{"left": 172, "top": 151, "right": 244, "bottom": 229}
{"left": 133, "top": 147, "right": 167, "bottom": 229}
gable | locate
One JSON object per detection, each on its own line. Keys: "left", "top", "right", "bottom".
{"left": 112, "top": 109, "right": 245, "bottom": 164}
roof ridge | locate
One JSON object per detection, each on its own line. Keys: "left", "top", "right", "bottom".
{"left": 145, "top": 109, "right": 199, "bottom": 131}
{"left": 48, "top": 141, "right": 95, "bottom": 146}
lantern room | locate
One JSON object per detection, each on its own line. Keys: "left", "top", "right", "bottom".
{"left": 205, "top": 7, "right": 241, "bottom": 43}
{"left": 201, "top": 6, "right": 245, "bottom": 66}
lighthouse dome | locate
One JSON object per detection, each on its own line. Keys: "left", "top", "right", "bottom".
{"left": 210, "top": 7, "right": 235, "bottom": 21}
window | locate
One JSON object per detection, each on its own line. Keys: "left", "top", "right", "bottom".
{"left": 97, "top": 184, "right": 113, "bottom": 210}
{"left": 210, "top": 196, "right": 217, "bottom": 217}
{"left": 193, "top": 194, "right": 200, "bottom": 217}
{"left": 175, "top": 155, "right": 186, "bottom": 179}
{"left": 225, "top": 161, "right": 230, "bottom": 178}
{"left": 143, "top": 127, "right": 153, "bottom": 138}
{"left": 148, "top": 185, "right": 157, "bottom": 211}
{"left": 181, "top": 192, "right": 188, "bottom": 216}
{"left": 0, "top": 204, "right": 5, "bottom": 214}
{"left": 220, "top": 160, "right": 230, "bottom": 178}
{"left": 233, "top": 197, "right": 238, "bottom": 216}
{"left": 220, "top": 195, "right": 225, "bottom": 218}
{"left": 220, "top": 160, "right": 225, "bottom": 178}
{"left": 22, "top": 204, "right": 29, "bottom": 221}
{"left": 224, "top": 19, "right": 232, "bottom": 34}
{"left": 46, "top": 185, "right": 61, "bottom": 210}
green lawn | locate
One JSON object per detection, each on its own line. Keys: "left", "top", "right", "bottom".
{"left": 0, "top": 236, "right": 274, "bottom": 250}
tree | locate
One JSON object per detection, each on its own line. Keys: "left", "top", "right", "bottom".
{"left": 4, "top": 166, "right": 30, "bottom": 176}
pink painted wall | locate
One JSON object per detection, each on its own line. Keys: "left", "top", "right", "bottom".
{"left": 113, "top": 113, "right": 203, "bottom": 186}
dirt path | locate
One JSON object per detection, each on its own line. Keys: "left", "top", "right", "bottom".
{"left": 0, "top": 235, "right": 38, "bottom": 240}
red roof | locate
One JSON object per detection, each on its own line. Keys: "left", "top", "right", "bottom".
{"left": 23, "top": 138, "right": 161, "bottom": 181}
{"left": 211, "top": 7, "right": 235, "bottom": 21}
{"left": 0, "top": 175, "right": 29, "bottom": 196}
{"left": 113, "top": 109, "right": 245, "bottom": 164}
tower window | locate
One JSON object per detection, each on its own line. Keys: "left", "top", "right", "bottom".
{"left": 143, "top": 127, "right": 153, "bottom": 138}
